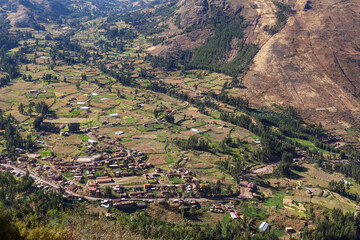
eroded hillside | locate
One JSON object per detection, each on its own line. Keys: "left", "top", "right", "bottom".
{"left": 148, "top": 0, "right": 360, "bottom": 132}
{"left": 244, "top": 0, "right": 360, "bottom": 130}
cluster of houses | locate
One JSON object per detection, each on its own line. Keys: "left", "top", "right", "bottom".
{"left": 128, "top": 183, "right": 197, "bottom": 199}
{"left": 0, "top": 161, "right": 82, "bottom": 195}
{"left": 165, "top": 168, "right": 198, "bottom": 183}
{"left": 210, "top": 202, "right": 241, "bottom": 219}
{"left": 0, "top": 128, "right": 217, "bottom": 214}
{"left": 171, "top": 198, "right": 200, "bottom": 209}
{"left": 49, "top": 143, "right": 152, "bottom": 179}
{"left": 149, "top": 167, "right": 198, "bottom": 184}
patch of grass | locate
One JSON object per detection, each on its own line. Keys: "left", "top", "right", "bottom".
{"left": 80, "top": 119, "right": 100, "bottom": 128}
{"left": 63, "top": 171, "right": 75, "bottom": 179}
{"left": 250, "top": 134, "right": 260, "bottom": 139}
{"left": 241, "top": 204, "right": 269, "bottom": 220}
{"left": 184, "top": 81, "right": 192, "bottom": 86}
{"left": 344, "top": 178, "right": 360, "bottom": 196}
{"left": 169, "top": 177, "right": 184, "bottom": 184}
{"left": 288, "top": 137, "right": 339, "bottom": 156}
{"left": 263, "top": 192, "right": 285, "bottom": 208}
{"left": 284, "top": 206, "right": 307, "bottom": 218}
{"left": 165, "top": 158, "right": 173, "bottom": 164}
{"left": 288, "top": 137, "right": 314, "bottom": 149}
{"left": 221, "top": 213, "right": 232, "bottom": 228}
{"left": 272, "top": 228, "right": 286, "bottom": 237}
{"left": 211, "top": 111, "right": 221, "bottom": 119}
{"left": 346, "top": 128, "right": 355, "bottom": 135}
{"left": 142, "top": 124, "right": 166, "bottom": 132}
{"left": 81, "top": 135, "right": 90, "bottom": 141}
{"left": 198, "top": 168, "right": 215, "bottom": 177}
{"left": 172, "top": 125, "right": 186, "bottom": 131}
{"left": 40, "top": 149, "right": 52, "bottom": 157}
{"left": 126, "top": 117, "right": 137, "bottom": 123}
{"left": 186, "top": 74, "right": 197, "bottom": 79}
{"left": 69, "top": 110, "right": 82, "bottom": 115}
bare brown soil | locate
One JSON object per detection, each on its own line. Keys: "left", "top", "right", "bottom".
{"left": 243, "top": 0, "right": 360, "bottom": 129}
{"left": 148, "top": 154, "right": 167, "bottom": 165}
{"left": 123, "top": 139, "right": 165, "bottom": 153}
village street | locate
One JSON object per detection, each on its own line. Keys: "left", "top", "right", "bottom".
{"left": 1, "top": 163, "right": 255, "bottom": 202}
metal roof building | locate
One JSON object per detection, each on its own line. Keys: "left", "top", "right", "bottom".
{"left": 259, "top": 222, "right": 269, "bottom": 231}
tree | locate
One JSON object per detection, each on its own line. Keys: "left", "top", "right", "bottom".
{"left": 0, "top": 203, "right": 22, "bottom": 240}
{"left": 165, "top": 114, "right": 175, "bottom": 124}
{"left": 329, "top": 180, "right": 345, "bottom": 194}
{"left": 25, "top": 134, "right": 34, "bottom": 150}
{"left": 68, "top": 123, "right": 80, "bottom": 132}
{"left": 33, "top": 116, "right": 43, "bottom": 130}
{"left": 215, "top": 180, "right": 221, "bottom": 194}
{"left": 309, "top": 206, "right": 315, "bottom": 220}
{"left": 104, "top": 186, "right": 113, "bottom": 198}
{"left": 18, "top": 103, "right": 24, "bottom": 115}
{"left": 277, "top": 160, "right": 291, "bottom": 177}
{"left": 35, "top": 102, "right": 49, "bottom": 116}
{"left": 303, "top": 208, "right": 359, "bottom": 240}
{"left": 81, "top": 73, "right": 87, "bottom": 81}
{"left": 154, "top": 109, "right": 158, "bottom": 119}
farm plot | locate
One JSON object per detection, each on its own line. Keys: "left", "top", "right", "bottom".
{"left": 122, "top": 139, "right": 166, "bottom": 153}
{"left": 147, "top": 154, "right": 167, "bottom": 166}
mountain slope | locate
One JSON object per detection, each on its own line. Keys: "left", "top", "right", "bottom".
{"left": 2, "top": 0, "right": 360, "bottom": 130}
{"left": 147, "top": 0, "right": 360, "bottom": 130}
{"left": 243, "top": 0, "right": 360, "bottom": 128}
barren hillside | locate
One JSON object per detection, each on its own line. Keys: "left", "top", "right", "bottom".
{"left": 148, "top": 0, "right": 360, "bottom": 130}
{"left": 243, "top": 0, "right": 360, "bottom": 128}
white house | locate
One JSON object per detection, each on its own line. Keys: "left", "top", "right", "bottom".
{"left": 190, "top": 128, "right": 201, "bottom": 133}
{"left": 88, "top": 139, "right": 97, "bottom": 144}
{"left": 342, "top": 179, "right": 351, "bottom": 185}
{"left": 259, "top": 222, "right": 269, "bottom": 231}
